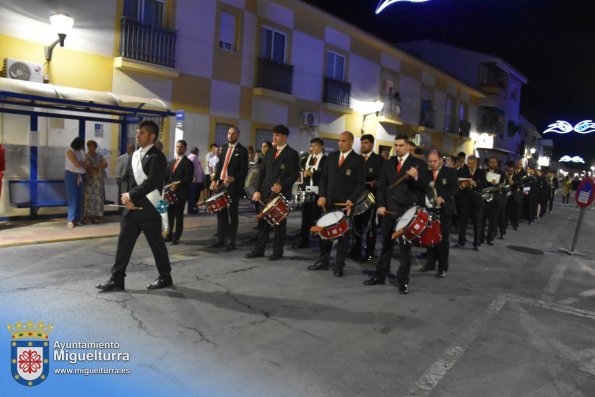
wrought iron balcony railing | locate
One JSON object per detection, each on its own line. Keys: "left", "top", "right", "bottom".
{"left": 323, "top": 77, "right": 351, "bottom": 108}
{"left": 119, "top": 16, "right": 176, "bottom": 68}
{"left": 256, "top": 58, "right": 294, "bottom": 94}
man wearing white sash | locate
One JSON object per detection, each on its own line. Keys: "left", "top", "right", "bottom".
{"left": 96, "top": 120, "right": 173, "bottom": 291}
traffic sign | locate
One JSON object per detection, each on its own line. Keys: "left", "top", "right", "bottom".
{"left": 575, "top": 178, "right": 595, "bottom": 208}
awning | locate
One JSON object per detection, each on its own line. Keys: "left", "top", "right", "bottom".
{"left": 0, "top": 77, "right": 174, "bottom": 118}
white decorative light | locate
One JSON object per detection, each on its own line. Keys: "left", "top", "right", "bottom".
{"left": 376, "top": 0, "right": 430, "bottom": 15}
{"left": 543, "top": 120, "right": 595, "bottom": 134}
{"left": 559, "top": 155, "right": 585, "bottom": 164}
{"left": 45, "top": 13, "right": 74, "bottom": 61}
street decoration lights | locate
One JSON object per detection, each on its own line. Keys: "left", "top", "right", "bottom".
{"left": 543, "top": 120, "right": 595, "bottom": 134}
{"left": 376, "top": 0, "right": 430, "bottom": 15}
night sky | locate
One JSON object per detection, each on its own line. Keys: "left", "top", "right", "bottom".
{"left": 304, "top": 0, "right": 595, "bottom": 164}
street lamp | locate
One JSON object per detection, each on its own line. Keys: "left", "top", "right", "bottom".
{"left": 360, "top": 100, "right": 384, "bottom": 134}
{"left": 44, "top": 13, "right": 74, "bottom": 61}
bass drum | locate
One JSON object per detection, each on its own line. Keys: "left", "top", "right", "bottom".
{"left": 244, "top": 164, "right": 262, "bottom": 198}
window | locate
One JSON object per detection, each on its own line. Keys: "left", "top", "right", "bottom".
{"left": 255, "top": 128, "right": 272, "bottom": 149}
{"left": 215, "top": 123, "right": 233, "bottom": 146}
{"left": 260, "top": 27, "right": 286, "bottom": 63}
{"left": 326, "top": 51, "right": 345, "bottom": 81}
{"left": 219, "top": 11, "right": 237, "bottom": 51}
{"left": 123, "top": 0, "right": 165, "bottom": 27}
{"left": 459, "top": 103, "right": 467, "bottom": 121}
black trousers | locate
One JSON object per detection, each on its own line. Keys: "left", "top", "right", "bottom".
{"left": 458, "top": 193, "right": 484, "bottom": 246}
{"left": 319, "top": 205, "right": 350, "bottom": 269}
{"left": 426, "top": 214, "right": 452, "bottom": 272}
{"left": 375, "top": 207, "right": 412, "bottom": 286}
{"left": 480, "top": 199, "right": 502, "bottom": 243}
{"left": 506, "top": 196, "right": 519, "bottom": 229}
{"left": 111, "top": 216, "right": 171, "bottom": 282}
{"left": 167, "top": 198, "right": 187, "bottom": 240}
{"left": 351, "top": 209, "right": 377, "bottom": 257}
{"left": 255, "top": 217, "right": 286, "bottom": 255}
{"left": 523, "top": 193, "right": 536, "bottom": 223}
{"left": 299, "top": 200, "right": 321, "bottom": 244}
{"left": 216, "top": 192, "right": 240, "bottom": 245}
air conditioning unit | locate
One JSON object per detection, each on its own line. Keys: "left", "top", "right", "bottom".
{"left": 3, "top": 58, "right": 44, "bottom": 83}
{"left": 300, "top": 112, "right": 319, "bottom": 127}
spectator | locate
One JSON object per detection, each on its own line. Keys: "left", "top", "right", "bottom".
{"left": 64, "top": 137, "right": 86, "bottom": 228}
{"left": 82, "top": 140, "right": 108, "bottom": 224}
{"left": 187, "top": 146, "right": 205, "bottom": 214}
{"left": 203, "top": 143, "right": 219, "bottom": 199}
{"left": 561, "top": 175, "right": 572, "bottom": 204}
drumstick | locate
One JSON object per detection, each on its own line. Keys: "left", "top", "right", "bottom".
{"left": 164, "top": 181, "right": 180, "bottom": 190}
{"left": 108, "top": 204, "right": 143, "bottom": 210}
{"left": 333, "top": 202, "right": 353, "bottom": 207}
{"left": 384, "top": 210, "right": 401, "bottom": 216}
{"left": 389, "top": 165, "right": 419, "bottom": 190}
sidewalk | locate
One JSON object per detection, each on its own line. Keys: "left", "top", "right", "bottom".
{"left": 0, "top": 210, "right": 257, "bottom": 248}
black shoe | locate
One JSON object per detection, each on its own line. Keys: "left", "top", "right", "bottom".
{"left": 147, "top": 277, "right": 173, "bottom": 290}
{"left": 417, "top": 266, "right": 435, "bottom": 273}
{"left": 246, "top": 250, "right": 264, "bottom": 258}
{"left": 486, "top": 241, "right": 494, "bottom": 246}
{"left": 269, "top": 253, "right": 283, "bottom": 261}
{"left": 164, "top": 235, "right": 173, "bottom": 242}
{"left": 172, "top": 239, "right": 180, "bottom": 245}
{"left": 307, "top": 261, "right": 329, "bottom": 271}
{"left": 224, "top": 243, "right": 235, "bottom": 251}
{"left": 363, "top": 275, "right": 386, "bottom": 285}
{"left": 96, "top": 279, "right": 124, "bottom": 291}
{"left": 293, "top": 241, "right": 309, "bottom": 249}
{"left": 437, "top": 271, "right": 446, "bottom": 278}
{"left": 365, "top": 255, "right": 375, "bottom": 262}
{"left": 473, "top": 244, "right": 479, "bottom": 251}
{"left": 399, "top": 284, "right": 409, "bottom": 294}
{"left": 454, "top": 243, "right": 465, "bottom": 248}
{"left": 208, "top": 241, "right": 224, "bottom": 248}
{"left": 333, "top": 268, "right": 344, "bottom": 277}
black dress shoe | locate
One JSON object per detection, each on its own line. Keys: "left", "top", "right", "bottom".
{"left": 208, "top": 241, "right": 224, "bottom": 248}
{"left": 486, "top": 241, "right": 494, "bottom": 246}
{"left": 246, "top": 250, "right": 264, "bottom": 258}
{"left": 307, "top": 261, "right": 329, "bottom": 271}
{"left": 399, "top": 284, "right": 409, "bottom": 294}
{"left": 147, "top": 277, "right": 173, "bottom": 290}
{"left": 363, "top": 276, "right": 386, "bottom": 286}
{"left": 333, "top": 269, "right": 344, "bottom": 277}
{"left": 437, "top": 271, "right": 446, "bottom": 278}
{"left": 268, "top": 253, "right": 283, "bottom": 261}
{"left": 224, "top": 243, "right": 235, "bottom": 251}
{"left": 417, "top": 266, "right": 435, "bottom": 273}
{"left": 172, "top": 239, "right": 180, "bottom": 245}
{"left": 96, "top": 279, "right": 125, "bottom": 291}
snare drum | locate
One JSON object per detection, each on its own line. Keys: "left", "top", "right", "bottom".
{"left": 393, "top": 206, "right": 430, "bottom": 242}
{"left": 412, "top": 217, "right": 442, "bottom": 247}
{"left": 262, "top": 195, "right": 292, "bottom": 226}
{"left": 352, "top": 191, "right": 375, "bottom": 217}
{"left": 164, "top": 190, "right": 178, "bottom": 205}
{"left": 315, "top": 211, "right": 350, "bottom": 240}
{"left": 205, "top": 191, "right": 230, "bottom": 213}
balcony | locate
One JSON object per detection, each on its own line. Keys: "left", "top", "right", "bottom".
{"left": 378, "top": 94, "right": 401, "bottom": 123}
{"left": 256, "top": 58, "right": 294, "bottom": 95}
{"left": 119, "top": 16, "right": 176, "bottom": 68}
{"left": 323, "top": 77, "right": 351, "bottom": 109}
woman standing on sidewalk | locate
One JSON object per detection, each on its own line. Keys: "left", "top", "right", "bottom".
{"left": 82, "top": 140, "right": 108, "bottom": 224}
{"left": 64, "top": 137, "right": 86, "bottom": 228}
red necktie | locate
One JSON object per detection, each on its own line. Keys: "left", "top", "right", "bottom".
{"left": 173, "top": 158, "right": 180, "bottom": 172}
{"left": 274, "top": 148, "right": 281, "bottom": 159}
{"left": 312, "top": 156, "right": 317, "bottom": 166}
{"left": 397, "top": 157, "right": 403, "bottom": 173}
{"left": 220, "top": 146, "right": 233, "bottom": 181}
{"left": 338, "top": 154, "right": 345, "bottom": 167}
{"left": 433, "top": 169, "right": 438, "bottom": 182}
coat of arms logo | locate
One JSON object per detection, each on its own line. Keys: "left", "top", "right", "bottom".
{"left": 7, "top": 320, "right": 53, "bottom": 386}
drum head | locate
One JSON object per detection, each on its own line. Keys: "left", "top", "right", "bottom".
{"left": 207, "top": 191, "right": 226, "bottom": 202}
{"left": 317, "top": 211, "right": 344, "bottom": 227}
{"left": 395, "top": 206, "right": 418, "bottom": 230}
{"left": 264, "top": 196, "right": 281, "bottom": 211}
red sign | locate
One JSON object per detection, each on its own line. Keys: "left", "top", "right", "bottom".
{"left": 575, "top": 178, "right": 595, "bottom": 208}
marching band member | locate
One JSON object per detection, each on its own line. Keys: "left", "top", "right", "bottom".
{"left": 480, "top": 157, "right": 505, "bottom": 245}
{"left": 165, "top": 140, "right": 194, "bottom": 245}
{"left": 348, "top": 134, "right": 383, "bottom": 261}
{"left": 309, "top": 131, "right": 365, "bottom": 277}
{"left": 96, "top": 120, "right": 172, "bottom": 291}
{"left": 294, "top": 137, "right": 326, "bottom": 249}
{"left": 418, "top": 150, "right": 458, "bottom": 277}
{"left": 247, "top": 125, "right": 299, "bottom": 260}
{"left": 455, "top": 155, "right": 486, "bottom": 251}
{"left": 363, "top": 134, "right": 428, "bottom": 294}
{"left": 209, "top": 126, "right": 249, "bottom": 251}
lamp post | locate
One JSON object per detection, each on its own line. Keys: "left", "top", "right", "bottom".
{"left": 44, "top": 13, "right": 74, "bottom": 62}
{"left": 360, "top": 100, "right": 384, "bottom": 134}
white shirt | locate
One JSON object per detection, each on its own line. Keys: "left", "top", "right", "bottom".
{"left": 116, "top": 153, "right": 130, "bottom": 178}
{"left": 274, "top": 144, "right": 287, "bottom": 157}
{"left": 65, "top": 148, "right": 85, "bottom": 174}
{"left": 396, "top": 152, "right": 409, "bottom": 165}
{"left": 338, "top": 149, "right": 353, "bottom": 165}
{"left": 205, "top": 152, "right": 218, "bottom": 175}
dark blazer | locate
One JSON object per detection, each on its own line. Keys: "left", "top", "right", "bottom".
{"left": 319, "top": 150, "right": 366, "bottom": 204}
{"left": 123, "top": 146, "right": 167, "bottom": 220}
{"left": 302, "top": 154, "right": 327, "bottom": 188}
{"left": 167, "top": 156, "right": 194, "bottom": 200}
{"left": 428, "top": 166, "right": 459, "bottom": 215}
{"left": 377, "top": 154, "right": 428, "bottom": 210}
{"left": 256, "top": 144, "right": 300, "bottom": 200}
{"left": 363, "top": 152, "right": 384, "bottom": 193}
{"left": 458, "top": 166, "right": 487, "bottom": 190}
{"left": 213, "top": 143, "right": 249, "bottom": 196}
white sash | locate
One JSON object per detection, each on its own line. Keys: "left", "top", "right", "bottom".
{"left": 132, "top": 149, "right": 168, "bottom": 232}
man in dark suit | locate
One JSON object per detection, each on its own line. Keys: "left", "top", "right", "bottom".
{"left": 247, "top": 125, "right": 299, "bottom": 260}
{"left": 165, "top": 140, "right": 194, "bottom": 245}
{"left": 505, "top": 161, "right": 523, "bottom": 231}
{"left": 209, "top": 126, "right": 249, "bottom": 251}
{"left": 308, "top": 131, "right": 365, "bottom": 277}
{"left": 455, "top": 155, "right": 486, "bottom": 251}
{"left": 294, "top": 137, "right": 326, "bottom": 249}
{"left": 96, "top": 120, "right": 172, "bottom": 291}
{"left": 419, "top": 150, "right": 458, "bottom": 278}
{"left": 349, "top": 134, "right": 383, "bottom": 261}
{"left": 363, "top": 134, "right": 428, "bottom": 294}
{"left": 480, "top": 157, "right": 506, "bottom": 245}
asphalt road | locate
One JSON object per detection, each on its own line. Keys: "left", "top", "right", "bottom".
{"left": 1, "top": 203, "right": 594, "bottom": 396}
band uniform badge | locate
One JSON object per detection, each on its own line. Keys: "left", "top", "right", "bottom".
{"left": 369, "top": 167, "right": 373, "bottom": 173}
{"left": 442, "top": 178, "right": 447, "bottom": 185}
{"left": 280, "top": 163, "right": 286, "bottom": 171}
{"left": 345, "top": 169, "right": 351, "bottom": 176}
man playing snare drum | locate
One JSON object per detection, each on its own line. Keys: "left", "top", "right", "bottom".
{"left": 363, "top": 134, "right": 428, "bottom": 294}
{"left": 308, "top": 131, "right": 365, "bottom": 277}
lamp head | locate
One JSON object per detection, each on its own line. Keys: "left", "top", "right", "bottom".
{"left": 50, "top": 13, "right": 74, "bottom": 46}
